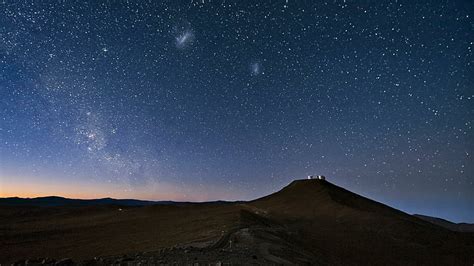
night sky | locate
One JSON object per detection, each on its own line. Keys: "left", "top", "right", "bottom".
{"left": 0, "top": 1, "right": 473, "bottom": 222}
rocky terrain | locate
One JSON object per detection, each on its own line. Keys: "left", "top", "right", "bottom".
{"left": 2, "top": 179, "right": 474, "bottom": 265}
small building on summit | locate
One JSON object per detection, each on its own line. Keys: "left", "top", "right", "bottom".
{"left": 307, "top": 175, "right": 326, "bottom": 180}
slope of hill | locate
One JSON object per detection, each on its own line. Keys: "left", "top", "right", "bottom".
{"left": 1, "top": 179, "right": 473, "bottom": 265}
{"left": 249, "top": 179, "right": 474, "bottom": 265}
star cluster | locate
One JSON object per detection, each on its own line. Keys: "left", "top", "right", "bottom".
{"left": 0, "top": 1, "right": 472, "bottom": 222}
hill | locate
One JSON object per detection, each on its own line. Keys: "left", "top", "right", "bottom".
{"left": 1, "top": 179, "right": 473, "bottom": 265}
{"left": 249, "top": 179, "right": 474, "bottom": 265}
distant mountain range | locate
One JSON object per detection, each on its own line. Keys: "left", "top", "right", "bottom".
{"left": 1, "top": 194, "right": 472, "bottom": 232}
{"left": 414, "top": 214, "right": 474, "bottom": 232}
{"left": 0, "top": 196, "right": 241, "bottom": 207}
{"left": 0, "top": 196, "right": 166, "bottom": 207}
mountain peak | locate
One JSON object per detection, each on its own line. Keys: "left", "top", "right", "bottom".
{"left": 250, "top": 178, "right": 412, "bottom": 220}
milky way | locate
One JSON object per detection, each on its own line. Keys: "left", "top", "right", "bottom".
{"left": 0, "top": 1, "right": 472, "bottom": 222}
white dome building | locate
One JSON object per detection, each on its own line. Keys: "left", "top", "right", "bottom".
{"left": 307, "top": 175, "right": 326, "bottom": 180}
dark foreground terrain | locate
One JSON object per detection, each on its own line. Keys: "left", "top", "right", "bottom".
{"left": 1, "top": 179, "right": 473, "bottom": 265}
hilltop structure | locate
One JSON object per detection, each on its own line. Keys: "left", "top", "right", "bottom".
{"left": 307, "top": 175, "right": 326, "bottom": 180}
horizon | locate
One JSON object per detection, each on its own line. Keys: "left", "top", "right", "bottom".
{"left": 1, "top": 1, "right": 472, "bottom": 225}
{"left": 1, "top": 178, "right": 473, "bottom": 224}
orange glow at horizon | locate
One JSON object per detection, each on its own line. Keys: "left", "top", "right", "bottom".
{"left": 0, "top": 175, "right": 240, "bottom": 202}
{"left": 1, "top": 175, "right": 181, "bottom": 201}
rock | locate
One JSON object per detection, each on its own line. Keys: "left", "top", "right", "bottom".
{"left": 80, "top": 259, "right": 97, "bottom": 266}
{"left": 13, "top": 259, "right": 26, "bottom": 266}
{"left": 115, "top": 257, "right": 134, "bottom": 264}
{"left": 26, "top": 258, "right": 42, "bottom": 265}
{"left": 54, "top": 258, "right": 73, "bottom": 266}
{"left": 41, "top": 258, "right": 56, "bottom": 265}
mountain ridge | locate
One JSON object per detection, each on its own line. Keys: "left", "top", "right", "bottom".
{"left": 0, "top": 195, "right": 241, "bottom": 207}
{"left": 1, "top": 180, "right": 471, "bottom": 226}
{"left": 414, "top": 214, "right": 474, "bottom": 232}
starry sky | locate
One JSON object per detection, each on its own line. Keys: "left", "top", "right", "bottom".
{"left": 0, "top": 1, "right": 473, "bottom": 222}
